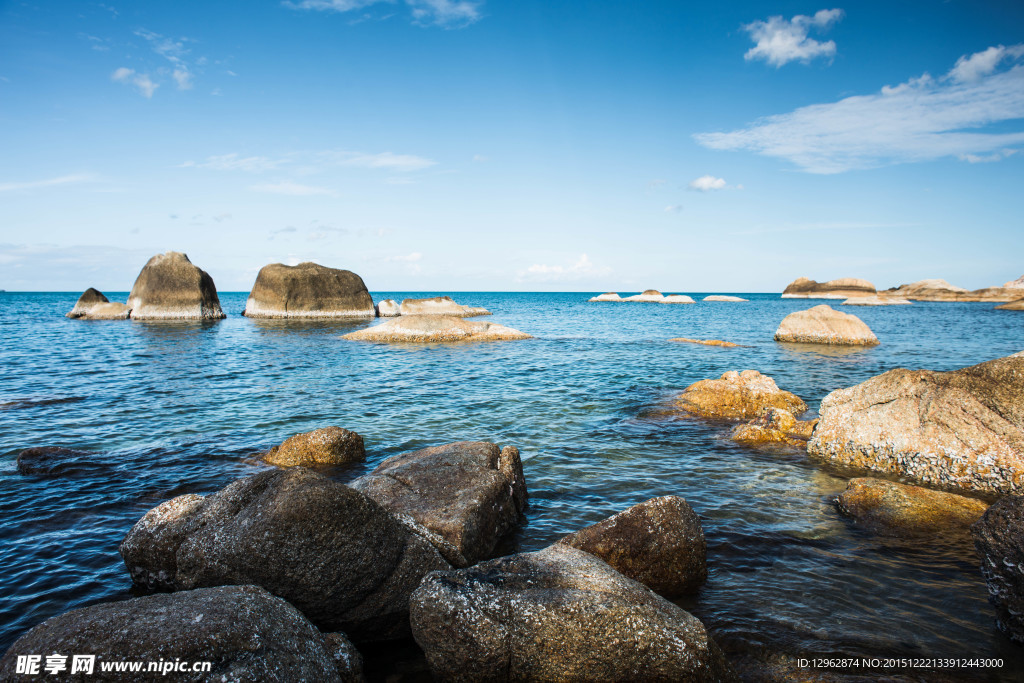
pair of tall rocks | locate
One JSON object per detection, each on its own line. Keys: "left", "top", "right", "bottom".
{"left": 242, "top": 262, "right": 375, "bottom": 318}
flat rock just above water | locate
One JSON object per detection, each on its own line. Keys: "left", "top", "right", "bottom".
{"left": 342, "top": 315, "right": 531, "bottom": 343}
{"left": 674, "top": 369, "right": 807, "bottom": 421}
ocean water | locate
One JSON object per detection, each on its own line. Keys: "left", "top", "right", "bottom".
{"left": 1, "top": 291, "right": 1022, "bottom": 678}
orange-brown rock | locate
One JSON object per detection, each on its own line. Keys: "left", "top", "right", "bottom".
{"left": 996, "top": 299, "right": 1024, "bottom": 311}
{"left": 670, "top": 337, "right": 741, "bottom": 347}
{"left": 774, "top": 305, "right": 879, "bottom": 345}
{"left": 263, "top": 427, "right": 365, "bottom": 468}
{"left": 884, "top": 279, "right": 1021, "bottom": 302}
{"left": 343, "top": 315, "right": 530, "bottom": 343}
{"left": 836, "top": 477, "right": 989, "bottom": 534}
{"left": 781, "top": 277, "right": 876, "bottom": 299}
{"left": 674, "top": 370, "right": 807, "bottom": 420}
{"left": 731, "top": 407, "right": 818, "bottom": 447}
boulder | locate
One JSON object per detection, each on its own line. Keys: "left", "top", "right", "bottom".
{"left": 410, "top": 544, "right": 737, "bottom": 682}
{"left": 557, "top": 495, "right": 706, "bottom": 597}
{"left": 263, "top": 427, "right": 365, "bottom": 468}
{"left": 376, "top": 299, "right": 401, "bottom": 317}
{"left": 0, "top": 585, "right": 354, "bottom": 682}
{"left": 836, "top": 477, "right": 989, "bottom": 535}
{"left": 322, "top": 632, "right": 365, "bottom": 682}
{"left": 781, "top": 277, "right": 876, "bottom": 299}
{"left": 996, "top": 299, "right": 1024, "bottom": 311}
{"left": 351, "top": 442, "right": 526, "bottom": 567}
{"left": 242, "top": 262, "right": 374, "bottom": 318}
{"left": 808, "top": 355, "right": 1024, "bottom": 496}
{"left": 972, "top": 496, "right": 1024, "bottom": 643}
{"left": 674, "top": 369, "right": 807, "bottom": 421}
{"left": 342, "top": 315, "right": 531, "bottom": 343}
{"left": 884, "top": 279, "right": 1020, "bottom": 302}
{"left": 588, "top": 292, "right": 622, "bottom": 302}
{"left": 398, "top": 296, "right": 489, "bottom": 317}
{"left": 126, "top": 252, "right": 226, "bottom": 320}
{"left": 731, "top": 408, "right": 817, "bottom": 447}
{"left": 622, "top": 289, "right": 664, "bottom": 302}
{"left": 66, "top": 288, "right": 130, "bottom": 319}
{"left": 660, "top": 294, "right": 696, "bottom": 304}
{"left": 670, "top": 337, "right": 741, "bottom": 347}
{"left": 16, "top": 446, "right": 103, "bottom": 476}
{"left": 703, "top": 295, "right": 748, "bottom": 302}
{"left": 774, "top": 305, "right": 879, "bottom": 345}
{"left": 841, "top": 295, "right": 912, "bottom": 306}
{"left": 119, "top": 468, "right": 450, "bottom": 641}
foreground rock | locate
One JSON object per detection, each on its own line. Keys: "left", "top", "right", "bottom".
{"left": 264, "top": 427, "right": 365, "bottom": 468}
{"left": 376, "top": 299, "right": 400, "bottom": 316}
{"left": 836, "top": 478, "right": 989, "bottom": 535}
{"left": 808, "top": 355, "right": 1024, "bottom": 496}
{"left": 774, "top": 305, "right": 879, "bottom": 345}
{"left": 242, "top": 262, "right": 374, "bottom": 318}
{"left": 588, "top": 292, "right": 622, "bottom": 302}
{"left": 127, "top": 252, "right": 226, "bottom": 320}
{"left": 675, "top": 369, "right": 807, "bottom": 420}
{"left": 410, "top": 545, "right": 737, "bottom": 682}
{"left": 343, "top": 315, "right": 531, "bottom": 343}
{"left": 661, "top": 294, "right": 696, "bottom": 304}
{"left": 842, "top": 295, "right": 912, "bottom": 306}
{"left": 704, "top": 295, "right": 748, "bottom": 302}
{"left": 623, "top": 289, "right": 665, "bottom": 302}
{"left": 0, "top": 585, "right": 356, "bottom": 682}
{"left": 731, "top": 408, "right": 817, "bottom": 447}
{"left": 670, "top": 337, "right": 741, "bottom": 347}
{"left": 884, "top": 278, "right": 1021, "bottom": 302}
{"left": 120, "top": 468, "right": 450, "bottom": 641}
{"left": 399, "top": 296, "right": 489, "bottom": 317}
{"left": 972, "top": 496, "right": 1024, "bottom": 643}
{"left": 557, "top": 496, "right": 706, "bottom": 597}
{"left": 351, "top": 442, "right": 526, "bottom": 567}
{"left": 66, "top": 288, "right": 130, "bottom": 319}
{"left": 782, "top": 277, "right": 876, "bottom": 299}
{"left": 996, "top": 299, "right": 1024, "bottom": 311}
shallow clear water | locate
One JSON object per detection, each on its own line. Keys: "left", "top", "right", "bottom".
{"left": 1, "top": 291, "right": 1022, "bottom": 678}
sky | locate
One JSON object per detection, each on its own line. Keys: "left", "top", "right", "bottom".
{"left": 1, "top": 0, "right": 1022, "bottom": 292}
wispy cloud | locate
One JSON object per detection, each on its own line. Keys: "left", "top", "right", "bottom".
{"left": 688, "top": 175, "right": 726, "bottom": 191}
{"left": 331, "top": 150, "right": 436, "bottom": 172}
{"left": 181, "top": 149, "right": 437, "bottom": 175}
{"left": 743, "top": 9, "right": 843, "bottom": 67}
{"left": 284, "top": 0, "right": 483, "bottom": 27}
{"left": 135, "top": 28, "right": 197, "bottom": 91}
{"left": 180, "top": 153, "right": 286, "bottom": 172}
{"left": 518, "top": 253, "right": 611, "bottom": 283}
{"left": 734, "top": 221, "right": 920, "bottom": 236}
{"left": 250, "top": 181, "right": 337, "bottom": 196}
{"left": 0, "top": 174, "right": 98, "bottom": 192}
{"left": 384, "top": 252, "right": 422, "bottom": 262}
{"left": 695, "top": 44, "right": 1024, "bottom": 173}
{"left": 111, "top": 67, "right": 158, "bottom": 97}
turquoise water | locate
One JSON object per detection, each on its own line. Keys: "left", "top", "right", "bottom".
{"left": 1, "top": 291, "right": 1022, "bottom": 678}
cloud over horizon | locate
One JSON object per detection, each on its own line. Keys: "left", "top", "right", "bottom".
{"left": 284, "top": 0, "right": 483, "bottom": 28}
{"left": 518, "top": 253, "right": 611, "bottom": 283}
{"left": 743, "top": 9, "right": 843, "bottom": 67}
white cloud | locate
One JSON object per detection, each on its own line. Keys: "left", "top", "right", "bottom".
{"left": 332, "top": 151, "right": 436, "bottom": 172}
{"left": 959, "top": 149, "right": 1017, "bottom": 163}
{"left": 111, "top": 67, "right": 158, "bottom": 97}
{"left": 695, "top": 47, "right": 1024, "bottom": 174}
{"left": 181, "top": 153, "right": 286, "bottom": 172}
{"left": 132, "top": 28, "right": 200, "bottom": 92}
{"left": 181, "top": 149, "right": 436, "bottom": 175}
{"left": 518, "top": 253, "right": 612, "bottom": 283}
{"left": 664, "top": 205, "right": 683, "bottom": 213}
{"left": 172, "top": 68, "right": 193, "bottom": 90}
{"left": 284, "top": 0, "right": 482, "bottom": 27}
{"left": 688, "top": 175, "right": 727, "bottom": 191}
{"left": 948, "top": 44, "right": 1024, "bottom": 84}
{"left": 384, "top": 252, "right": 422, "bottom": 262}
{"left": 0, "top": 174, "right": 98, "bottom": 192}
{"left": 743, "top": 9, "right": 843, "bottom": 67}
{"left": 250, "top": 181, "right": 337, "bottom": 196}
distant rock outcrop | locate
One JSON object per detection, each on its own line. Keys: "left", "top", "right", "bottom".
{"left": 1005, "top": 275, "right": 1024, "bottom": 289}
{"left": 842, "top": 295, "right": 912, "bottom": 306}
{"left": 588, "top": 292, "right": 622, "bottom": 302}
{"left": 703, "top": 295, "right": 748, "bottom": 302}
{"left": 836, "top": 478, "right": 989, "bottom": 535}
{"left": 884, "top": 279, "right": 1021, "bottom": 302}
{"left": 972, "top": 496, "right": 1024, "bottom": 643}
{"left": 781, "top": 277, "right": 876, "bottom": 299}
{"left": 127, "top": 252, "right": 226, "bottom": 320}
{"left": 243, "top": 262, "right": 375, "bottom": 318}
{"left": 342, "top": 315, "right": 531, "bottom": 343}
{"left": 674, "top": 370, "right": 807, "bottom": 420}
{"left": 66, "top": 288, "right": 130, "bottom": 319}
{"left": 996, "top": 299, "right": 1024, "bottom": 311}
{"left": 399, "top": 296, "right": 489, "bottom": 317}
{"left": 376, "top": 299, "right": 401, "bottom": 316}
{"left": 774, "top": 304, "right": 879, "bottom": 345}
{"left": 660, "top": 294, "right": 696, "bottom": 304}
{"left": 264, "top": 427, "right": 365, "bottom": 468}
{"left": 589, "top": 290, "right": 694, "bottom": 303}
{"left": 623, "top": 289, "right": 665, "bottom": 302}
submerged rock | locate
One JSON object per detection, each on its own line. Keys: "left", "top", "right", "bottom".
{"left": 398, "top": 296, "right": 490, "bottom": 317}
{"left": 996, "top": 299, "right": 1024, "bottom": 311}
{"left": 120, "top": 468, "right": 450, "bottom": 641}
{"left": 670, "top": 337, "right": 741, "bottom": 347}
{"left": 588, "top": 292, "right": 622, "bottom": 302}
{"left": 972, "top": 496, "right": 1024, "bottom": 643}
{"left": 263, "top": 427, "right": 365, "bottom": 468}
{"left": 16, "top": 446, "right": 101, "bottom": 476}
{"left": 774, "top": 305, "right": 879, "bottom": 346}
{"left": 808, "top": 354, "right": 1024, "bottom": 496}
{"left": 243, "top": 262, "right": 375, "bottom": 318}
{"left": 127, "top": 252, "right": 226, "bottom": 320}
{"left": 66, "top": 288, "right": 130, "bottom": 319}
{"left": 731, "top": 407, "right": 817, "bottom": 447}
{"left": 410, "top": 544, "right": 737, "bottom": 682}
{"left": 781, "top": 277, "right": 876, "bottom": 299}
{"left": 375, "top": 299, "right": 401, "bottom": 317}
{"left": 351, "top": 442, "right": 526, "bottom": 567}
{"left": 674, "top": 369, "right": 807, "bottom": 421}
{"left": 342, "top": 315, "right": 531, "bottom": 343}
{"left": 0, "top": 585, "right": 353, "bottom": 682}
{"left": 623, "top": 289, "right": 664, "bottom": 302}
{"left": 841, "top": 295, "right": 912, "bottom": 306}
{"left": 836, "top": 478, "right": 989, "bottom": 535}
{"left": 703, "top": 295, "right": 748, "bottom": 302}
{"left": 557, "top": 495, "right": 706, "bottom": 597}
{"left": 661, "top": 294, "right": 696, "bottom": 304}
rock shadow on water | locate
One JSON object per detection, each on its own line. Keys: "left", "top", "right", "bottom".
{"left": 248, "top": 317, "right": 370, "bottom": 337}
{"left": 775, "top": 341, "right": 877, "bottom": 358}
{"left": 0, "top": 396, "right": 87, "bottom": 411}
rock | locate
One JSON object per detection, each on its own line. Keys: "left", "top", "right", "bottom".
{"left": 120, "top": 468, "right": 450, "bottom": 641}
{"left": 996, "top": 299, "right": 1024, "bottom": 311}
{"left": 242, "top": 262, "right": 374, "bottom": 318}
{"left": 731, "top": 408, "right": 817, "bottom": 447}
{"left": 350, "top": 442, "right": 526, "bottom": 567}
{"left": 16, "top": 446, "right": 103, "bottom": 476}
{"left": 703, "top": 295, "right": 748, "bottom": 302}
{"left": 781, "top": 277, "right": 876, "bottom": 299}
{"left": 375, "top": 299, "right": 400, "bottom": 317}
{"left": 342, "top": 315, "right": 531, "bottom": 343}
{"left": 670, "top": 337, "right": 741, "bottom": 347}
{"left": 1005, "top": 275, "right": 1024, "bottom": 289}
{"left": 588, "top": 292, "right": 622, "bottom": 302}
{"left": 557, "top": 495, "right": 706, "bottom": 597}
{"left": 660, "top": 294, "right": 696, "bottom": 304}
{"left": 398, "top": 296, "right": 490, "bottom": 317}
{"left": 841, "top": 295, "right": 912, "bottom": 306}
{"left": 836, "top": 478, "right": 989, "bottom": 534}
{"left": 674, "top": 369, "right": 807, "bottom": 420}
{"left": 884, "top": 279, "right": 1021, "bottom": 302}
{"left": 410, "top": 544, "right": 737, "bottom": 682}
{"left": 66, "top": 288, "right": 130, "bottom": 319}
{"left": 808, "top": 354, "right": 1024, "bottom": 496}
{"left": 774, "top": 305, "right": 879, "bottom": 346}
{"left": 0, "top": 585, "right": 351, "bottom": 682}
{"left": 264, "top": 427, "right": 365, "bottom": 468}
{"left": 126, "top": 252, "right": 226, "bottom": 320}
{"left": 972, "top": 496, "right": 1024, "bottom": 643}
{"left": 622, "top": 289, "right": 664, "bottom": 302}
{"left": 322, "top": 632, "right": 365, "bottom": 682}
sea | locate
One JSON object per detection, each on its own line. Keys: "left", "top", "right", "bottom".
{"left": 1, "top": 291, "right": 1022, "bottom": 679}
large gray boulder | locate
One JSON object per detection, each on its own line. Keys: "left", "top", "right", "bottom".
{"left": 809, "top": 355, "right": 1024, "bottom": 496}
{"left": 126, "top": 252, "right": 225, "bottom": 320}
{"left": 119, "top": 468, "right": 450, "bottom": 641}
{"left": 410, "top": 544, "right": 737, "bottom": 682}
{"left": 972, "top": 496, "right": 1024, "bottom": 644}
{"left": 243, "top": 262, "right": 375, "bottom": 318}
{"left": 351, "top": 442, "right": 527, "bottom": 567}
{"left": 0, "top": 585, "right": 358, "bottom": 682}
{"left": 66, "top": 288, "right": 130, "bottom": 319}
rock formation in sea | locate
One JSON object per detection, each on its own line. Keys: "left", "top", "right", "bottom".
{"left": 588, "top": 292, "right": 622, "bottom": 302}
{"left": 119, "top": 468, "right": 450, "bottom": 641}
{"left": 342, "top": 315, "right": 531, "bottom": 343}
{"left": 242, "top": 262, "right": 375, "bottom": 318}
{"left": 703, "top": 295, "right": 748, "bottom": 302}
{"left": 398, "top": 296, "right": 490, "bottom": 317}
{"left": 670, "top": 337, "right": 741, "bottom": 347}
{"left": 731, "top": 407, "right": 817, "bottom": 447}
{"left": 409, "top": 544, "right": 737, "bottom": 682}
{"left": 376, "top": 299, "right": 401, "bottom": 316}
{"left": 1004, "top": 275, "right": 1024, "bottom": 289}
{"left": 996, "top": 299, "right": 1024, "bottom": 311}
{"left": 841, "top": 295, "right": 912, "bottom": 306}
{"left": 808, "top": 354, "right": 1024, "bottom": 496}
{"left": 781, "top": 277, "right": 876, "bottom": 299}
{"left": 556, "top": 495, "right": 706, "bottom": 597}
{"left": 774, "top": 304, "right": 879, "bottom": 345}
{"left": 836, "top": 478, "right": 989, "bottom": 535}
{"left": 350, "top": 441, "right": 527, "bottom": 567}
{"left": 0, "top": 585, "right": 361, "bottom": 682}
{"left": 884, "top": 278, "right": 1022, "bottom": 302}
{"left": 66, "top": 288, "right": 130, "bottom": 319}
{"left": 660, "top": 294, "right": 696, "bottom": 304}
{"left": 674, "top": 370, "right": 807, "bottom": 420}
{"left": 623, "top": 289, "right": 665, "bottom": 302}
{"left": 972, "top": 496, "right": 1024, "bottom": 644}
{"left": 263, "top": 427, "right": 366, "bottom": 468}
{"left": 126, "top": 252, "right": 226, "bottom": 320}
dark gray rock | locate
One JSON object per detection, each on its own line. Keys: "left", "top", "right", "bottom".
{"left": 16, "top": 447, "right": 103, "bottom": 477}
{"left": 242, "top": 262, "right": 374, "bottom": 318}
{"left": 126, "top": 252, "right": 225, "bottom": 320}
{"left": 972, "top": 495, "right": 1024, "bottom": 643}
{"left": 322, "top": 633, "right": 365, "bottom": 682}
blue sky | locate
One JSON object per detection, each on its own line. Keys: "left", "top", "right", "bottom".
{"left": 1, "top": 1, "right": 1022, "bottom": 292}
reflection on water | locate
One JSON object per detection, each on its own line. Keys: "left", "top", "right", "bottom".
{"left": 1, "top": 291, "right": 1023, "bottom": 679}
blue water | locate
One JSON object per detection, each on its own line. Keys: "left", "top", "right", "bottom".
{"left": 2, "top": 291, "right": 1022, "bottom": 678}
